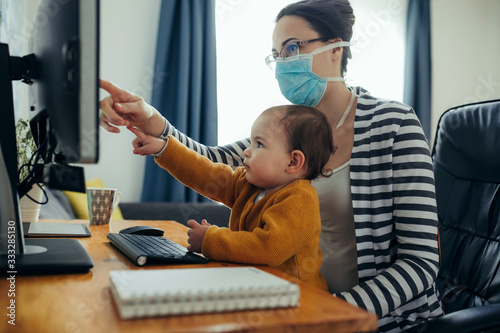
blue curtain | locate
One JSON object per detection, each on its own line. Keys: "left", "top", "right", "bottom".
{"left": 141, "top": 0, "right": 218, "bottom": 203}
{"left": 403, "top": 0, "right": 432, "bottom": 139}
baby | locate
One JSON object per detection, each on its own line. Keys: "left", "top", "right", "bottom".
{"left": 129, "top": 105, "right": 334, "bottom": 290}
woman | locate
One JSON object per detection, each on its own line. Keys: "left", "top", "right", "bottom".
{"left": 100, "top": 1, "right": 442, "bottom": 331}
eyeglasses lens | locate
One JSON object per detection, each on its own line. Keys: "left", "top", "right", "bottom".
{"left": 265, "top": 42, "right": 301, "bottom": 70}
{"left": 265, "top": 55, "right": 276, "bottom": 70}
{"left": 281, "top": 42, "right": 299, "bottom": 58}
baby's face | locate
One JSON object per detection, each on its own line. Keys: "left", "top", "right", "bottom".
{"left": 243, "top": 112, "right": 291, "bottom": 190}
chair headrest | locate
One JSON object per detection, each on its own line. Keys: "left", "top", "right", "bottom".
{"left": 432, "top": 100, "right": 500, "bottom": 183}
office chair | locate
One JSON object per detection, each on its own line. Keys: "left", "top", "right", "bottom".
{"left": 419, "top": 99, "right": 500, "bottom": 332}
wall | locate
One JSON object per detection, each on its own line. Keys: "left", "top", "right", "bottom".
{"left": 431, "top": 0, "right": 500, "bottom": 142}
{"left": 82, "top": 0, "right": 161, "bottom": 202}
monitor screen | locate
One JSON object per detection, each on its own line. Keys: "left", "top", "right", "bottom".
{"left": 0, "top": 0, "right": 99, "bottom": 274}
{"left": 29, "top": 0, "right": 100, "bottom": 164}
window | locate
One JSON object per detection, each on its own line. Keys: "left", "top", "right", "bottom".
{"left": 215, "top": 0, "right": 407, "bottom": 145}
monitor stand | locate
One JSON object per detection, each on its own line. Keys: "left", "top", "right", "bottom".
{"left": 0, "top": 136, "right": 93, "bottom": 275}
{"left": 0, "top": 239, "right": 93, "bottom": 275}
{"left": 0, "top": 43, "right": 93, "bottom": 275}
{"left": 0, "top": 150, "right": 94, "bottom": 275}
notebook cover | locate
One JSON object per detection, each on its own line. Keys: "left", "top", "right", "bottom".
{"left": 109, "top": 266, "right": 300, "bottom": 318}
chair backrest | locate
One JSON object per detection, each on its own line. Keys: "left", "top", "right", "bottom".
{"left": 432, "top": 99, "right": 500, "bottom": 314}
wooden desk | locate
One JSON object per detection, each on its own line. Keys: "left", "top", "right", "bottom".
{"left": 1, "top": 219, "right": 378, "bottom": 333}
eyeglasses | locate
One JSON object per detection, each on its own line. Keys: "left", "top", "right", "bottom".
{"left": 265, "top": 37, "right": 329, "bottom": 70}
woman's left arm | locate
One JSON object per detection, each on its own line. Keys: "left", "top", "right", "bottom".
{"left": 336, "top": 109, "right": 440, "bottom": 318}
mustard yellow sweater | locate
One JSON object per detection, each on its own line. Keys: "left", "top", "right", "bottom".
{"left": 156, "top": 136, "right": 327, "bottom": 291}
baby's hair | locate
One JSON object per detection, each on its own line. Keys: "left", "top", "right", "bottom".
{"left": 264, "top": 105, "right": 335, "bottom": 180}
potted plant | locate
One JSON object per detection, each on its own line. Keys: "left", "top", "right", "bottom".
{"left": 16, "top": 118, "right": 44, "bottom": 222}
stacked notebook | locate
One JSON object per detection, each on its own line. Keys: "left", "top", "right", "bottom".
{"left": 109, "top": 266, "right": 300, "bottom": 319}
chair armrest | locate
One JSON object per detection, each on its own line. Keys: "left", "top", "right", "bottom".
{"left": 419, "top": 304, "right": 500, "bottom": 333}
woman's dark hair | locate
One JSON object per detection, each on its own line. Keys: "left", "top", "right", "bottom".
{"left": 265, "top": 105, "right": 334, "bottom": 180}
{"left": 276, "top": 0, "right": 355, "bottom": 76}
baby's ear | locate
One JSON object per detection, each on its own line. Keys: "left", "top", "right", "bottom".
{"left": 286, "top": 150, "right": 306, "bottom": 175}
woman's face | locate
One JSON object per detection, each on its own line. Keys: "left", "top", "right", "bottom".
{"left": 272, "top": 15, "right": 339, "bottom": 78}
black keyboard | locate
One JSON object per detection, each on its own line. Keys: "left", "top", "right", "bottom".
{"left": 107, "top": 233, "right": 209, "bottom": 266}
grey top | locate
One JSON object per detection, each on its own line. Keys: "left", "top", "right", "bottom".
{"left": 312, "top": 162, "right": 358, "bottom": 293}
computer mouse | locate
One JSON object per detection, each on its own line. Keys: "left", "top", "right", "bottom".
{"left": 119, "top": 225, "right": 164, "bottom": 237}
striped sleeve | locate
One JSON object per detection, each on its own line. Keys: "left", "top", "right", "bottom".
{"left": 162, "top": 118, "right": 250, "bottom": 167}
{"left": 337, "top": 97, "right": 441, "bottom": 330}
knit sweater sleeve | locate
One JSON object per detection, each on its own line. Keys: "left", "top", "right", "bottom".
{"left": 161, "top": 119, "right": 249, "bottom": 167}
{"left": 154, "top": 136, "right": 239, "bottom": 207}
{"left": 202, "top": 184, "right": 321, "bottom": 267}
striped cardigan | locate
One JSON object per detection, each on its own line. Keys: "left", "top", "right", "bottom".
{"left": 160, "top": 87, "right": 443, "bottom": 332}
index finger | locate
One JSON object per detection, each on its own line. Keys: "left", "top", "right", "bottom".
{"left": 127, "top": 126, "right": 146, "bottom": 140}
{"left": 100, "top": 79, "right": 130, "bottom": 100}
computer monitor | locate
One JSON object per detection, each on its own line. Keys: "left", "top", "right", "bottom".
{"left": 0, "top": 0, "right": 99, "bottom": 274}
{"left": 29, "top": 0, "right": 99, "bottom": 165}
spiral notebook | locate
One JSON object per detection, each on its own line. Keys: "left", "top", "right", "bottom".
{"left": 109, "top": 266, "right": 300, "bottom": 319}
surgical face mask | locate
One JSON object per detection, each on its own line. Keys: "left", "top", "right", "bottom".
{"left": 275, "top": 41, "right": 351, "bottom": 107}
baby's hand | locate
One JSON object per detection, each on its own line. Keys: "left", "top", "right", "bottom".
{"left": 186, "top": 219, "right": 211, "bottom": 253}
{"left": 127, "top": 126, "right": 166, "bottom": 156}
